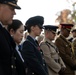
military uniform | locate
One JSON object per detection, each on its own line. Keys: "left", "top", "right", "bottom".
{"left": 40, "top": 38, "right": 66, "bottom": 75}
{"left": 22, "top": 16, "right": 48, "bottom": 75}
{"left": 40, "top": 25, "right": 66, "bottom": 75}
{"left": 22, "top": 35, "right": 48, "bottom": 75}
{"left": 72, "top": 38, "right": 76, "bottom": 58}
{"left": 0, "top": 24, "right": 17, "bottom": 75}
{"left": 55, "top": 35, "right": 76, "bottom": 75}
{"left": 0, "top": 0, "right": 21, "bottom": 75}
{"left": 55, "top": 24, "right": 76, "bottom": 75}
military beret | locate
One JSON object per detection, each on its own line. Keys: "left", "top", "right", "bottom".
{"left": 43, "top": 25, "right": 58, "bottom": 33}
{"left": 25, "top": 16, "right": 44, "bottom": 29}
{"left": 0, "top": 0, "right": 21, "bottom": 9}
{"left": 60, "top": 24, "right": 73, "bottom": 31}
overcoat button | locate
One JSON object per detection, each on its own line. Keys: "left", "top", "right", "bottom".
{"left": 32, "top": 73, "right": 34, "bottom": 74}
{"left": 43, "top": 64, "right": 45, "bottom": 66}
{"left": 11, "top": 65, "right": 14, "bottom": 68}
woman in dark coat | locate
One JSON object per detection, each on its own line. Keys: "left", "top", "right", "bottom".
{"left": 7, "top": 19, "right": 26, "bottom": 75}
{"left": 21, "top": 16, "right": 48, "bottom": 75}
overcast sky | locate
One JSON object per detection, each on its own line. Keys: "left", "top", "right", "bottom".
{"left": 14, "top": 0, "right": 73, "bottom": 25}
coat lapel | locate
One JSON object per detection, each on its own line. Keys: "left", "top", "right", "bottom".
{"left": 26, "top": 35, "right": 41, "bottom": 50}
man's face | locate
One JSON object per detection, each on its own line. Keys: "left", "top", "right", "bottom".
{"left": 0, "top": 4, "right": 16, "bottom": 25}
{"left": 47, "top": 30, "right": 56, "bottom": 41}
{"left": 63, "top": 28, "right": 70, "bottom": 37}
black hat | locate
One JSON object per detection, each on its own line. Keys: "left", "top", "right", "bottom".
{"left": 25, "top": 16, "right": 44, "bottom": 29}
{"left": 43, "top": 25, "right": 58, "bottom": 33}
{"left": 0, "top": 0, "right": 21, "bottom": 9}
{"left": 60, "top": 24, "right": 73, "bottom": 31}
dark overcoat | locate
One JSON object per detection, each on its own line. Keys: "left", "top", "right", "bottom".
{"left": 21, "top": 35, "right": 48, "bottom": 75}
{"left": 0, "top": 24, "right": 16, "bottom": 75}
{"left": 0, "top": 24, "right": 26, "bottom": 75}
{"left": 15, "top": 49, "right": 26, "bottom": 75}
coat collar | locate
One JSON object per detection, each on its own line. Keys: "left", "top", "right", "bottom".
{"left": 44, "top": 38, "right": 55, "bottom": 47}
{"left": 26, "top": 35, "right": 38, "bottom": 46}
{"left": 59, "top": 35, "right": 70, "bottom": 44}
{"left": 26, "top": 35, "right": 35, "bottom": 43}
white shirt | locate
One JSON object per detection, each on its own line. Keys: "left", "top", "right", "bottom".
{"left": 16, "top": 45, "right": 24, "bottom": 62}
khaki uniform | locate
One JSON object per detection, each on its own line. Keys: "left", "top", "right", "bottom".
{"left": 55, "top": 35, "right": 76, "bottom": 75}
{"left": 40, "top": 38, "right": 66, "bottom": 75}
{"left": 72, "top": 38, "right": 76, "bottom": 58}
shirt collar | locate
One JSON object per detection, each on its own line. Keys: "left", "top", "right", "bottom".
{"left": 29, "top": 35, "right": 36, "bottom": 41}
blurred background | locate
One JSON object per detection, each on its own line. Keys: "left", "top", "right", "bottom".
{"left": 14, "top": 0, "right": 76, "bottom": 26}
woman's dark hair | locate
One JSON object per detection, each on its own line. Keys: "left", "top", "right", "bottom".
{"left": 7, "top": 19, "right": 23, "bottom": 32}
{"left": 24, "top": 25, "right": 35, "bottom": 33}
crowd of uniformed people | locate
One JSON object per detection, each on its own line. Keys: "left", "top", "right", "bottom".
{"left": 1, "top": 0, "right": 76, "bottom": 75}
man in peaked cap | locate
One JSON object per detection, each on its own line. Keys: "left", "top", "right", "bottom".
{"left": 0, "top": 0, "right": 21, "bottom": 75}
{"left": 21, "top": 16, "right": 48, "bottom": 75}
{"left": 43, "top": 25, "right": 58, "bottom": 34}
{"left": 60, "top": 24, "right": 73, "bottom": 32}
{"left": 0, "top": 0, "right": 21, "bottom": 25}
{"left": 59, "top": 24, "right": 73, "bottom": 38}
{"left": 0, "top": 0, "right": 21, "bottom": 9}
{"left": 40, "top": 25, "right": 66, "bottom": 75}
{"left": 55, "top": 23, "right": 76, "bottom": 75}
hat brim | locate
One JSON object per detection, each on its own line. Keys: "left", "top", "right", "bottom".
{"left": 51, "top": 30, "right": 56, "bottom": 34}
{"left": 66, "top": 28, "right": 71, "bottom": 32}
{"left": 8, "top": 2, "right": 21, "bottom": 9}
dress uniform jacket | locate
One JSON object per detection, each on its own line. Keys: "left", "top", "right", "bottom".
{"left": 40, "top": 38, "right": 66, "bottom": 75}
{"left": 21, "top": 35, "right": 48, "bottom": 75}
{"left": 0, "top": 24, "right": 17, "bottom": 75}
{"left": 55, "top": 35, "right": 76, "bottom": 75}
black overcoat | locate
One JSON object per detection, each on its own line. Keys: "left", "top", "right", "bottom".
{"left": 0, "top": 24, "right": 26, "bottom": 75}
{"left": 22, "top": 35, "right": 48, "bottom": 75}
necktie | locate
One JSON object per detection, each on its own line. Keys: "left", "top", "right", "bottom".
{"left": 35, "top": 40, "right": 39, "bottom": 46}
{"left": 18, "top": 45, "right": 21, "bottom": 52}
{"left": 18, "top": 45, "right": 24, "bottom": 62}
